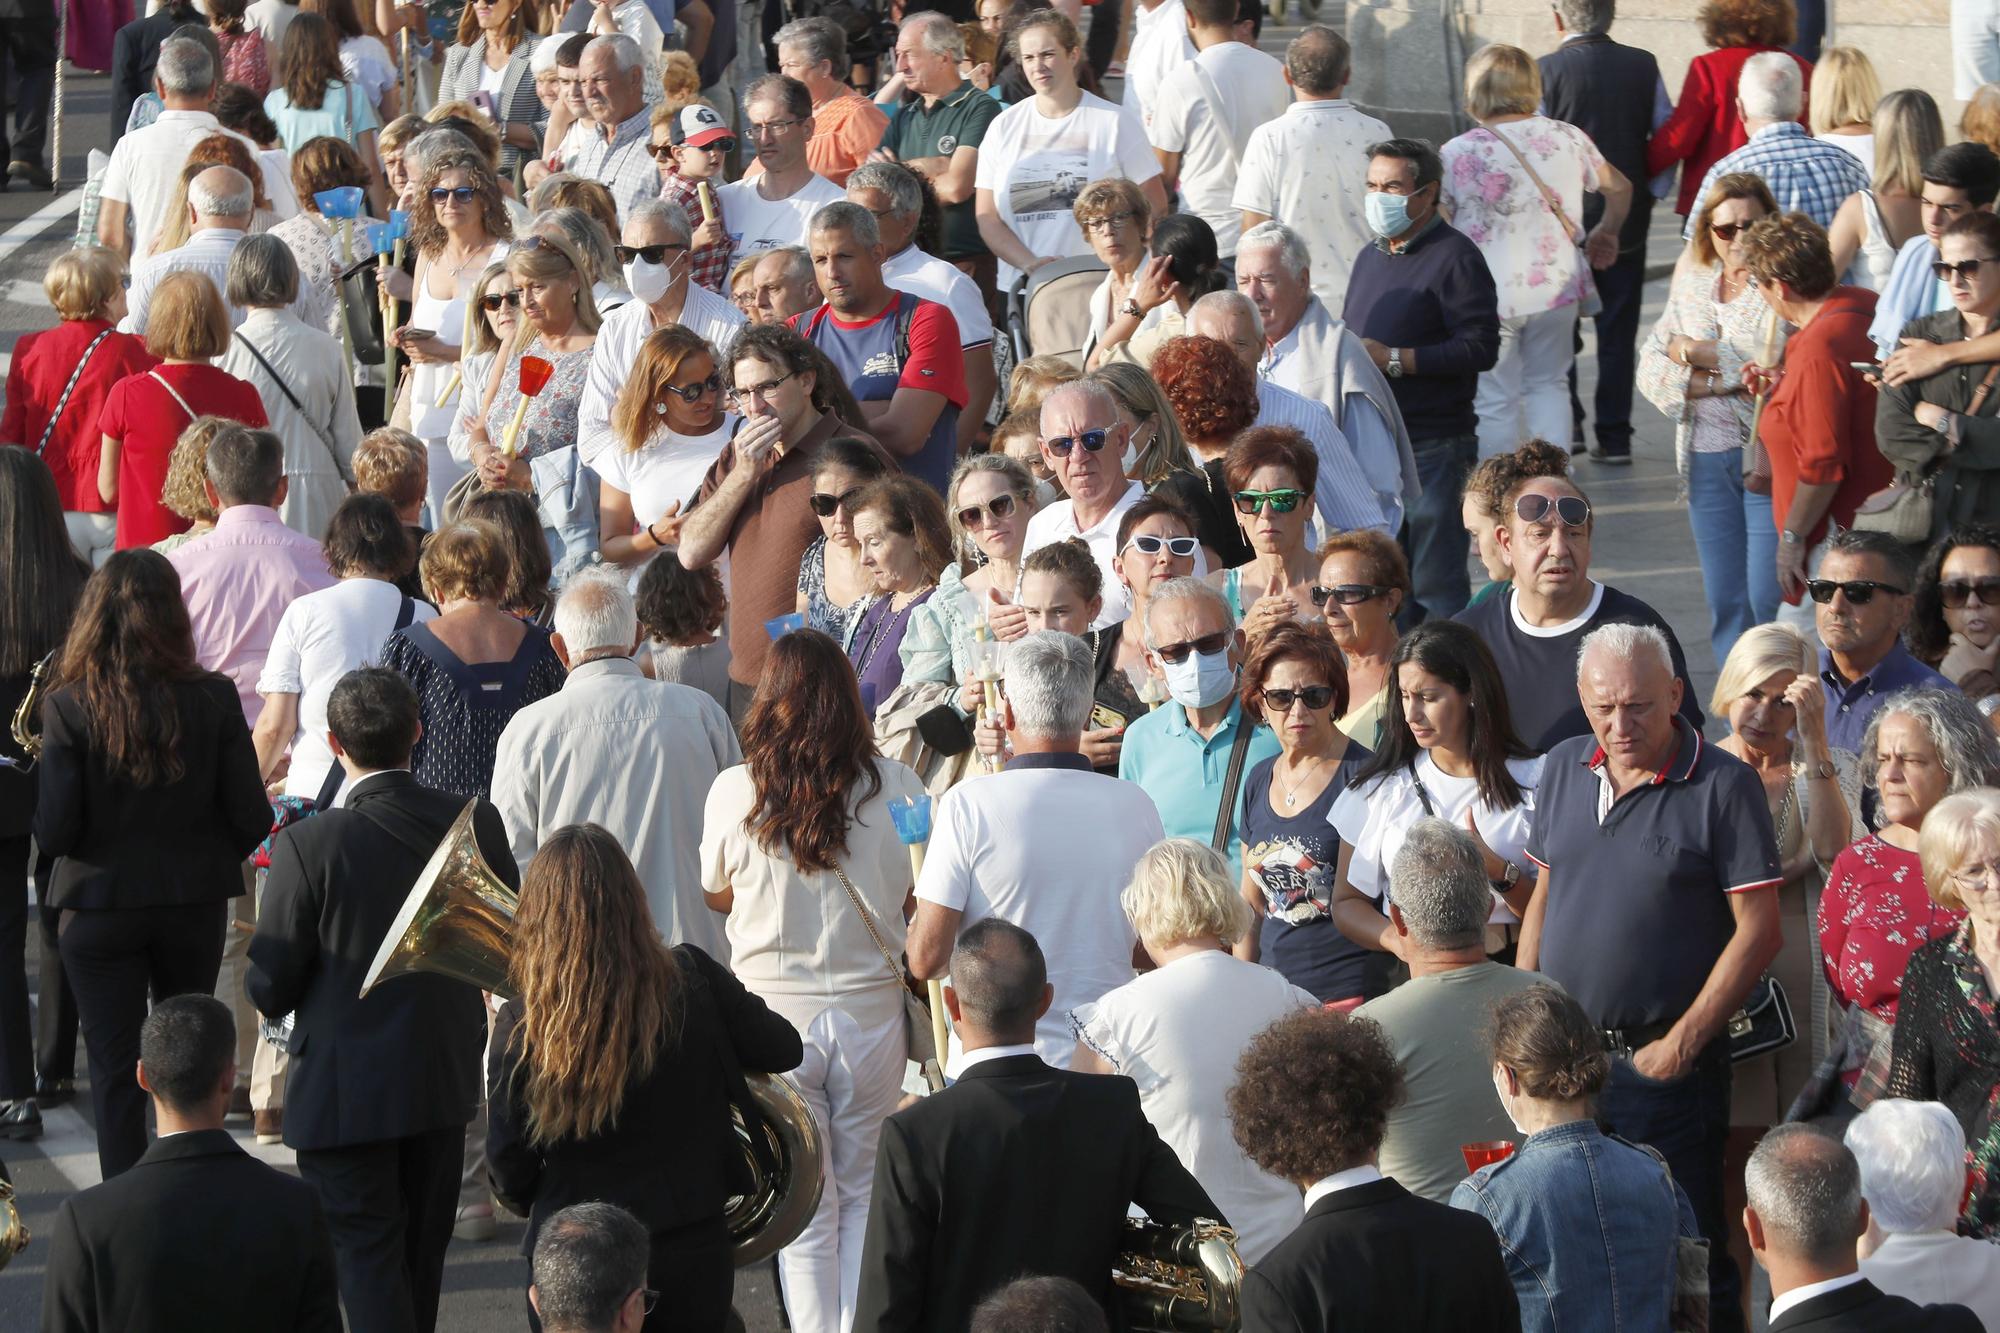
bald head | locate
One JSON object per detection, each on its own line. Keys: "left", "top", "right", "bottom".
{"left": 947, "top": 919, "right": 1051, "bottom": 1043}
{"left": 1186, "top": 292, "right": 1264, "bottom": 370}
{"left": 190, "top": 165, "right": 255, "bottom": 228}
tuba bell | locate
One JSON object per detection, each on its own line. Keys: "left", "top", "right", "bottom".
{"left": 359, "top": 801, "right": 825, "bottom": 1265}
{"left": 7, "top": 651, "right": 54, "bottom": 769}
{"left": 1113, "top": 1216, "right": 1246, "bottom": 1331}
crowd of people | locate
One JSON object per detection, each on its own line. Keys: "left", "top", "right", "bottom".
{"left": 4, "top": 0, "right": 2000, "bottom": 1329}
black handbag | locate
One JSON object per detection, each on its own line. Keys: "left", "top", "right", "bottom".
{"left": 1727, "top": 975, "right": 1796, "bottom": 1063}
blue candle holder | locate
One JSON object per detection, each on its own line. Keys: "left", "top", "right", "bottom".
{"left": 888, "top": 794, "right": 932, "bottom": 847}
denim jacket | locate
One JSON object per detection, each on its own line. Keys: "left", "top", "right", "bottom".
{"left": 1449, "top": 1118, "right": 1699, "bottom": 1333}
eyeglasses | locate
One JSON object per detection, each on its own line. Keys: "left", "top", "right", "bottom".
{"left": 1931, "top": 256, "right": 2000, "bottom": 283}
{"left": 1122, "top": 534, "right": 1199, "bottom": 558}
{"left": 1260, "top": 684, "right": 1336, "bottom": 712}
{"left": 429, "top": 186, "right": 478, "bottom": 204}
{"left": 1081, "top": 211, "right": 1139, "bottom": 234}
{"left": 615, "top": 242, "right": 689, "bottom": 265}
{"left": 955, "top": 494, "right": 1017, "bottom": 528}
{"left": 1309, "top": 583, "right": 1391, "bottom": 607}
{"left": 1940, "top": 578, "right": 2000, "bottom": 607}
{"left": 748, "top": 117, "right": 804, "bottom": 138}
{"left": 1043, "top": 428, "right": 1110, "bottom": 457}
{"left": 1710, "top": 220, "right": 1756, "bottom": 242}
{"left": 480, "top": 290, "right": 523, "bottom": 310}
{"left": 1234, "top": 488, "right": 1306, "bottom": 515}
{"left": 1153, "top": 630, "right": 1231, "bottom": 665}
{"left": 660, "top": 372, "right": 722, "bottom": 403}
{"left": 808, "top": 486, "right": 864, "bottom": 518}
{"left": 640, "top": 1290, "right": 661, "bottom": 1315}
{"left": 1949, "top": 861, "right": 2000, "bottom": 893}
{"left": 727, "top": 368, "right": 797, "bottom": 406}
{"left": 1514, "top": 493, "right": 1591, "bottom": 527}
{"left": 1805, "top": 578, "right": 1908, "bottom": 605}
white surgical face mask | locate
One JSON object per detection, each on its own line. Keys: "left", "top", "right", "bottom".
{"left": 624, "top": 251, "right": 685, "bottom": 304}
{"left": 1162, "top": 645, "right": 1236, "bottom": 710}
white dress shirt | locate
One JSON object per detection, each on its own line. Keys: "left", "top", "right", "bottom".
{"left": 1254, "top": 379, "right": 1387, "bottom": 534}
{"left": 219, "top": 307, "right": 364, "bottom": 539}
{"left": 1766, "top": 1272, "right": 1867, "bottom": 1324}
{"left": 575, "top": 282, "right": 747, "bottom": 467}
{"left": 1302, "top": 1163, "right": 1384, "bottom": 1213}
{"left": 122, "top": 227, "right": 249, "bottom": 336}
{"left": 1261, "top": 298, "right": 1418, "bottom": 531}
{"left": 100, "top": 110, "right": 290, "bottom": 258}
{"left": 1121, "top": 0, "right": 1194, "bottom": 129}
{"left": 953, "top": 1042, "right": 1042, "bottom": 1077}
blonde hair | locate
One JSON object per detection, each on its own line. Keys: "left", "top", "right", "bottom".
{"left": 612, "top": 325, "right": 716, "bottom": 452}
{"left": 377, "top": 113, "right": 425, "bottom": 157}
{"left": 351, "top": 427, "right": 428, "bottom": 510}
{"left": 508, "top": 231, "right": 601, "bottom": 335}
{"left": 1964, "top": 84, "right": 2000, "bottom": 158}
{"left": 1710, "top": 621, "right": 1814, "bottom": 718}
{"left": 1807, "top": 46, "right": 1881, "bottom": 137}
{"left": 424, "top": 100, "right": 504, "bottom": 166}
{"left": 46, "top": 246, "right": 125, "bottom": 322}
{"left": 147, "top": 271, "right": 232, "bottom": 361}
{"left": 1464, "top": 43, "right": 1541, "bottom": 122}
{"left": 1919, "top": 788, "right": 2000, "bottom": 913}
{"left": 1873, "top": 90, "right": 1945, "bottom": 199}
{"left": 1121, "top": 838, "right": 1251, "bottom": 949}
{"left": 419, "top": 518, "right": 511, "bottom": 604}
{"left": 468, "top": 262, "right": 514, "bottom": 356}
{"left": 1006, "top": 354, "right": 1081, "bottom": 419}
{"left": 660, "top": 50, "right": 702, "bottom": 104}
{"left": 159, "top": 416, "right": 232, "bottom": 522}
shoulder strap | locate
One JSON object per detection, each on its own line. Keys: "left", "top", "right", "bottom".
{"left": 894, "top": 292, "right": 917, "bottom": 367}
{"left": 830, "top": 864, "right": 908, "bottom": 987}
{"left": 1482, "top": 125, "right": 1582, "bottom": 242}
{"left": 1187, "top": 59, "right": 1243, "bottom": 172}
{"left": 1211, "top": 717, "right": 1257, "bottom": 850}
{"left": 34, "top": 328, "right": 116, "bottom": 457}
{"left": 146, "top": 368, "right": 198, "bottom": 423}
{"left": 394, "top": 595, "right": 417, "bottom": 631}
{"left": 1409, "top": 761, "right": 1437, "bottom": 816}
{"left": 233, "top": 330, "right": 342, "bottom": 458}
{"left": 1967, "top": 361, "right": 2000, "bottom": 417}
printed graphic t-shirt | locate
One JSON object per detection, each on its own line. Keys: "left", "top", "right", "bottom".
{"left": 793, "top": 293, "right": 966, "bottom": 492}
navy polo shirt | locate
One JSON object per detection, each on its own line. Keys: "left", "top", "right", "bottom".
{"left": 1819, "top": 643, "right": 1953, "bottom": 754}
{"left": 1524, "top": 718, "right": 1782, "bottom": 1032}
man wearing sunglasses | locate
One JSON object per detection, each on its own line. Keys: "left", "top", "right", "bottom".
{"left": 575, "top": 197, "right": 746, "bottom": 468}
{"left": 1021, "top": 382, "right": 1150, "bottom": 629}
{"left": 1809, "top": 531, "right": 1952, "bottom": 755}
{"left": 1679, "top": 53, "right": 1867, "bottom": 247}
{"left": 1455, "top": 473, "right": 1703, "bottom": 751}
{"left": 791, "top": 201, "right": 967, "bottom": 492}
{"left": 529, "top": 1202, "right": 654, "bottom": 1333}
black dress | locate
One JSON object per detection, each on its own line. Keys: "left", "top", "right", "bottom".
{"left": 1153, "top": 462, "right": 1252, "bottom": 569}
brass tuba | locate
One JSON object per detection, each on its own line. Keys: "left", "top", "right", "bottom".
{"left": 359, "top": 801, "right": 825, "bottom": 1265}
{"left": 7, "top": 651, "right": 54, "bottom": 768}
{"left": 1113, "top": 1216, "right": 1246, "bottom": 1331}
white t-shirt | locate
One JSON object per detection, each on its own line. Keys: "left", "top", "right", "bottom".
{"left": 1121, "top": 0, "right": 1194, "bottom": 129}
{"left": 1330, "top": 753, "right": 1545, "bottom": 925}
{"left": 1147, "top": 43, "right": 1288, "bottom": 257}
{"left": 973, "top": 91, "right": 1161, "bottom": 289}
{"left": 101, "top": 110, "right": 282, "bottom": 259}
{"left": 717, "top": 172, "right": 846, "bottom": 268}
{"left": 883, "top": 245, "right": 994, "bottom": 347}
{"left": 1020, "top": 478, "right": 1145, "bottom": 630}
{"left": 594, "top": 415, "right": 739, "bottom": 527}
{"left": 256, "top": 578, "right": 437, "bottom": 801}
{"left": 342, "top": 35, "right": 399, "bottom": 109}
{"left": 916, "top": 760, "right": 1166, "bottom": 1067}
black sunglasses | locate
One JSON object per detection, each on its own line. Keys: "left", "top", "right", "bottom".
{"left": 655, "top": 136, "right": 736, "bottom": 157}
{"left": 1309, "top": 583, "right": 1391, "bottom": 607}
{"left": 1260, "top": 684, "right": 1336, "bottom": 712}
{"left": 1941, "top": 578, "right": 2000, "bottom": 608}
{"left": 1710, "top": 220, "right": 1756, "bottom": 242}
{"left": 1932, "top": 256, "right": 2000, "bottom": 283}
{"left": 429, "top": 185, "right": 477, "bottom": 204}
{"left": 1153, "top": 630, "right": 1231, "bottom": 665}
{"left": 1123, "top": 534, "right": 1199, "bottom": 558}
{"left": 660, "top": 372, "right": 722, "bottom": 403}
{"left": 480, "top": 290, "right": 522, "bottom": 310}
{"left": 808, "top": 486, "right": 864, "bottom": 518}
{"left": 1514, "top": 493, "right": 1591, "bottom": 527}
{"left": 1044, "top": 428, "right": 1110, "bottom": 457}
{"left": 1805, "top": 578, "right": 1908, "bottom": 605}
{"left": 615, "top": 242, "right": 689, "bottom": 264}
{"left": 955, "top": 494, "right": 1017, "bottom": 528}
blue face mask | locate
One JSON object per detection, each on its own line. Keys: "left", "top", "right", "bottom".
{"left": 1161, "top": 646, "right": 1238, "bottom": 710}
{"left": 1365, "top": 189, "right": 1412, "bottom": 239}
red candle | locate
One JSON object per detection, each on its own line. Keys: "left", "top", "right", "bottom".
{"left": 518, "top": 354, "right": 555, "bottom": 397}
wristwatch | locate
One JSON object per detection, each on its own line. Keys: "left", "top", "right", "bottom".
{"left": 1781, "top": 529, "right": 1805, "bottom": 546}
{"left": 1387, "top": 347, "right": 1404, "bottom": 379}
{"left": 1119, "top": 297, "right": 1144, "bottom": 319}
{"left": 1807, "top": 757, "right": 1836, "bottom": 780}
{"left": 1499, "top": 861, "right": 1522, "bottom": 888}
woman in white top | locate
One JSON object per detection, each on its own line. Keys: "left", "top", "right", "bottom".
{"left": 1071, "top": 838, "right": 1316, "bottom": 1265}
{"left": 1071, "top": 176, "right": 1152, "bottom": 363}
{"left": 700, "top": 628, "right": 926, "bottom": 1333}
{"left": 972, "top": 9, "right": 1165, "bottom": 290}
{"left": 1332, "top": 620, "right": 1543, "bottom": 963}
{"left": 1808, "top": 46, "right": 1881, "bottom": 177}
{"left": 447, "top": 261, "right": 521, "bottom": 495}
{"left": 1827, "top": 90, "right": 1946, "bottom": 292}
{"left": 1437, "top": 44, "right": 1630, "bottom": 461}
{"left": 219, "top": 236, "right": 364, "bottom": 539}
{"left": 437, "top": 0, "right": 544, "bottom": 180}
{"left": 251, "top": 494, "right": 435, "bottom": 801}
{"left": 301, "top": 0, "right": 401, "bottom": 119}
{"left": 599, "top": 325, "right": 737, "bottom": 568}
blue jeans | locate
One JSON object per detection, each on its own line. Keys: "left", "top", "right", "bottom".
{"left": 1403, "top": 432, "right": 1477, "bottom": 622}
{"left": 1685, "top": 449, "right": 1778, "bottom": 670}
{"left": 1600, "top": 1043, "right": 1741, "bottom": 1333}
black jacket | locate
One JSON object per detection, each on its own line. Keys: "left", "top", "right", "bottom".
{"left": 1767, "top": 1278, "right": 1982, "bottom": 1332}
{"left": 247, "top": 770, "right": 515, "bottom": 1153}
{"left": 39, "top": 1128, "right": 341, "bottom": 1333}
{"left": 1537, "top": 33, "right": 1661, "bottom": 252}
{"left": 852, "top": 1052, "right": 1221, "bottom": 1333}
{"left": 486, "top": 944, "right": 803, "bottom": 1255}
{"left": 32, "top": 676, "right": 269, "bottom": 912}
{"left": 1240, "top": 1176, "right": 1520, "bottom": 1333}
{"left": 109, "top": 2, "right": 204, "bottom": 135}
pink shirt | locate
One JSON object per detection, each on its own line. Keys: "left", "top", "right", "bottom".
{"left": 168, "top": 504, "right": 336, "bottom": 727}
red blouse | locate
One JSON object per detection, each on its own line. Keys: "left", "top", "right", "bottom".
{"left": 97, "top": 363, "right": 268, "bottom": 549}
{"left": 216, "top": 29, "right": 270, "bottom": 96}
{"left": 0, "top": 320, "right": 158, "bottom": 513}
{"left": 1758, "top": 289, "right": 1893, "bottom": 551}
{"left": 1648, "top": 45, "right": 1814, "bottom": 216}
{"left": 1819, "top": 833, "right": 1965, "bottom": 1024}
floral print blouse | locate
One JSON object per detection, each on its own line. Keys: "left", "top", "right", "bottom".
{"left": 1818, "top": 834, "right": 1965, "bottom": 1023}
{"left": 1439, "top": 117, "right": 1608, "bottom": 321}
{"left": 481, "top": 342, "right": 594, "bottom": 462}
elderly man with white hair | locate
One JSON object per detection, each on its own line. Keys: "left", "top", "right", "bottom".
{"left": 1519, "top": 619, "right": 1782, "bottom": 1333}
{"left": 568, "top": 35, "right": 662, "bottom": 220}
{"left": 1683, "top": 51, "right": 1869, "bottom": 241}
{"left": 1020, "top": 380, "right": 1148, "bottom": 628}
{"left": 1235, "top": 221, "right": 1418, "bottom": 534}
{"left": 1357, "top": 818, "right": 1542, "bottom": 1203}
{"left": 1186, "top": 291, "right": 1388, "bottom": 534}
{"left": 1848, "top": 1099, "right": 2000, "bottom": 1327}
{"left": 906, "top": 630, "right": 1166, "bottom": 1069}
{"left": 576, "top": 198, "right": 746, "bottom": 469}
{"left": 489, "top": 570, "right": 741, "bottom": 956}
{"left": 121, "top": 164, "right": 258, "bottom": 337}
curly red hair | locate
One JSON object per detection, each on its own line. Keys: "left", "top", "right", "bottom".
{"left": 1151, "top": 336, "right": 1258, "bottom": 445}
{"left": 1698, "top": 0, "right": 1795, "bottom": 49}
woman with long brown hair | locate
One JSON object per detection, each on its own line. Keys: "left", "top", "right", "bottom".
{"left": 700, "top": 627, "right": 925, "bottom": 1333}
{"left": 31, "top": 550, "right": 269, "bottom": 1178}
{"left": 264, "top": 12, "right": 387, "bottom": 213}
{"left": 438, "top": 0, "right": 544, "bottom": 181}
{"left": 488, "top": 824, "right": 801, "bottom": 1333}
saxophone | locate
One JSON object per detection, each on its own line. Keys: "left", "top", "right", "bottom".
{"left": 7, "top": 651, "right": 53, "bottom": 768}
{"left": 1114, "top": 1216, "right": 1246, "bottom": 1331}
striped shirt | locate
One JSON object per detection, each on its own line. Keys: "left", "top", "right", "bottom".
{"left": 1255, "top": 380, "right": 1388, "bottom": 535}
{"left": 1682, "top": 122, "right": 1869, "bottom": 240}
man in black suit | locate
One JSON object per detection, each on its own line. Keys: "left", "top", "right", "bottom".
{"left": 39, "top": 995, "right": 341, "bottom": 1333}
{"left": 1227, "top": 1009, "right": 1519, "bottom": 1332}
{"left": 1750, "top": 1125, "right": 1981, "bottom": 1333}
{"left": 853, "top": 919, "right": 1219, "bottom": 1333}
{"left": 248, "top": 668, "right": 519, "bottom": 1333}
{"left": 1538, "top": 0, "right": 1663, "bottom": 464}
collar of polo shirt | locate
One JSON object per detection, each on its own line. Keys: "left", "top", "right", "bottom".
{"left": 1584, "top": 715, "right": 1702, "bottom": 787}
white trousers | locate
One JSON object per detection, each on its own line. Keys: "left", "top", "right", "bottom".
{"left": 424, "top": 440, "right": 470, "bottom": 530}
{"left": 1475, "top": 303, "right": 1581, "bottom": 460}
{"left": 770, "top": 993, "right": 907, "bottom": 1333}
{"left": 63, "top": 510, "right": 117, "bottom": 568}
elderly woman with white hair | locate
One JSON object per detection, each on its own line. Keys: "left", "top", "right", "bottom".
{"left": 1069, "top": 837, "right": 1316, "bottom": 1264}
{"left": 219, "top": 233, "right": 363, "bottom": 539}
{"left": 1848, "top": 1098, "right": 2000, "bottom": 1324}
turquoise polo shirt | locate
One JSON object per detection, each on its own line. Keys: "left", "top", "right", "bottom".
{"left": 1118, "top": 697, "right": 1280, "bottom": 879}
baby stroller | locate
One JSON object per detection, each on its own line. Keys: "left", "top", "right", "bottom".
{"left": 1005, "top": 255, "right": 1109, "bottom": 370}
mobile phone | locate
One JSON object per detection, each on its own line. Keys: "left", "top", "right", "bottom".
{"left": 1088, "top": 703, "right": 1128, "bottom": 733}
{"left": 471, "top": 90, "right": 498, "bottom": 120}
{"left": 401, "top": 328, "right": 436, "bottom": 342}
{"left": 1848, "top": 361, "right": 1880, "bottom": 373}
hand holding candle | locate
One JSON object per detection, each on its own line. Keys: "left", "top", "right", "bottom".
{"left": 967, "top": 631, "right": 1004, "bottom": 774}
{"left": 889, "top": 794, "right": 949, "bottom": 1071}
{"left": 369, "top": 222, "right": 400, "bottom": 416}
